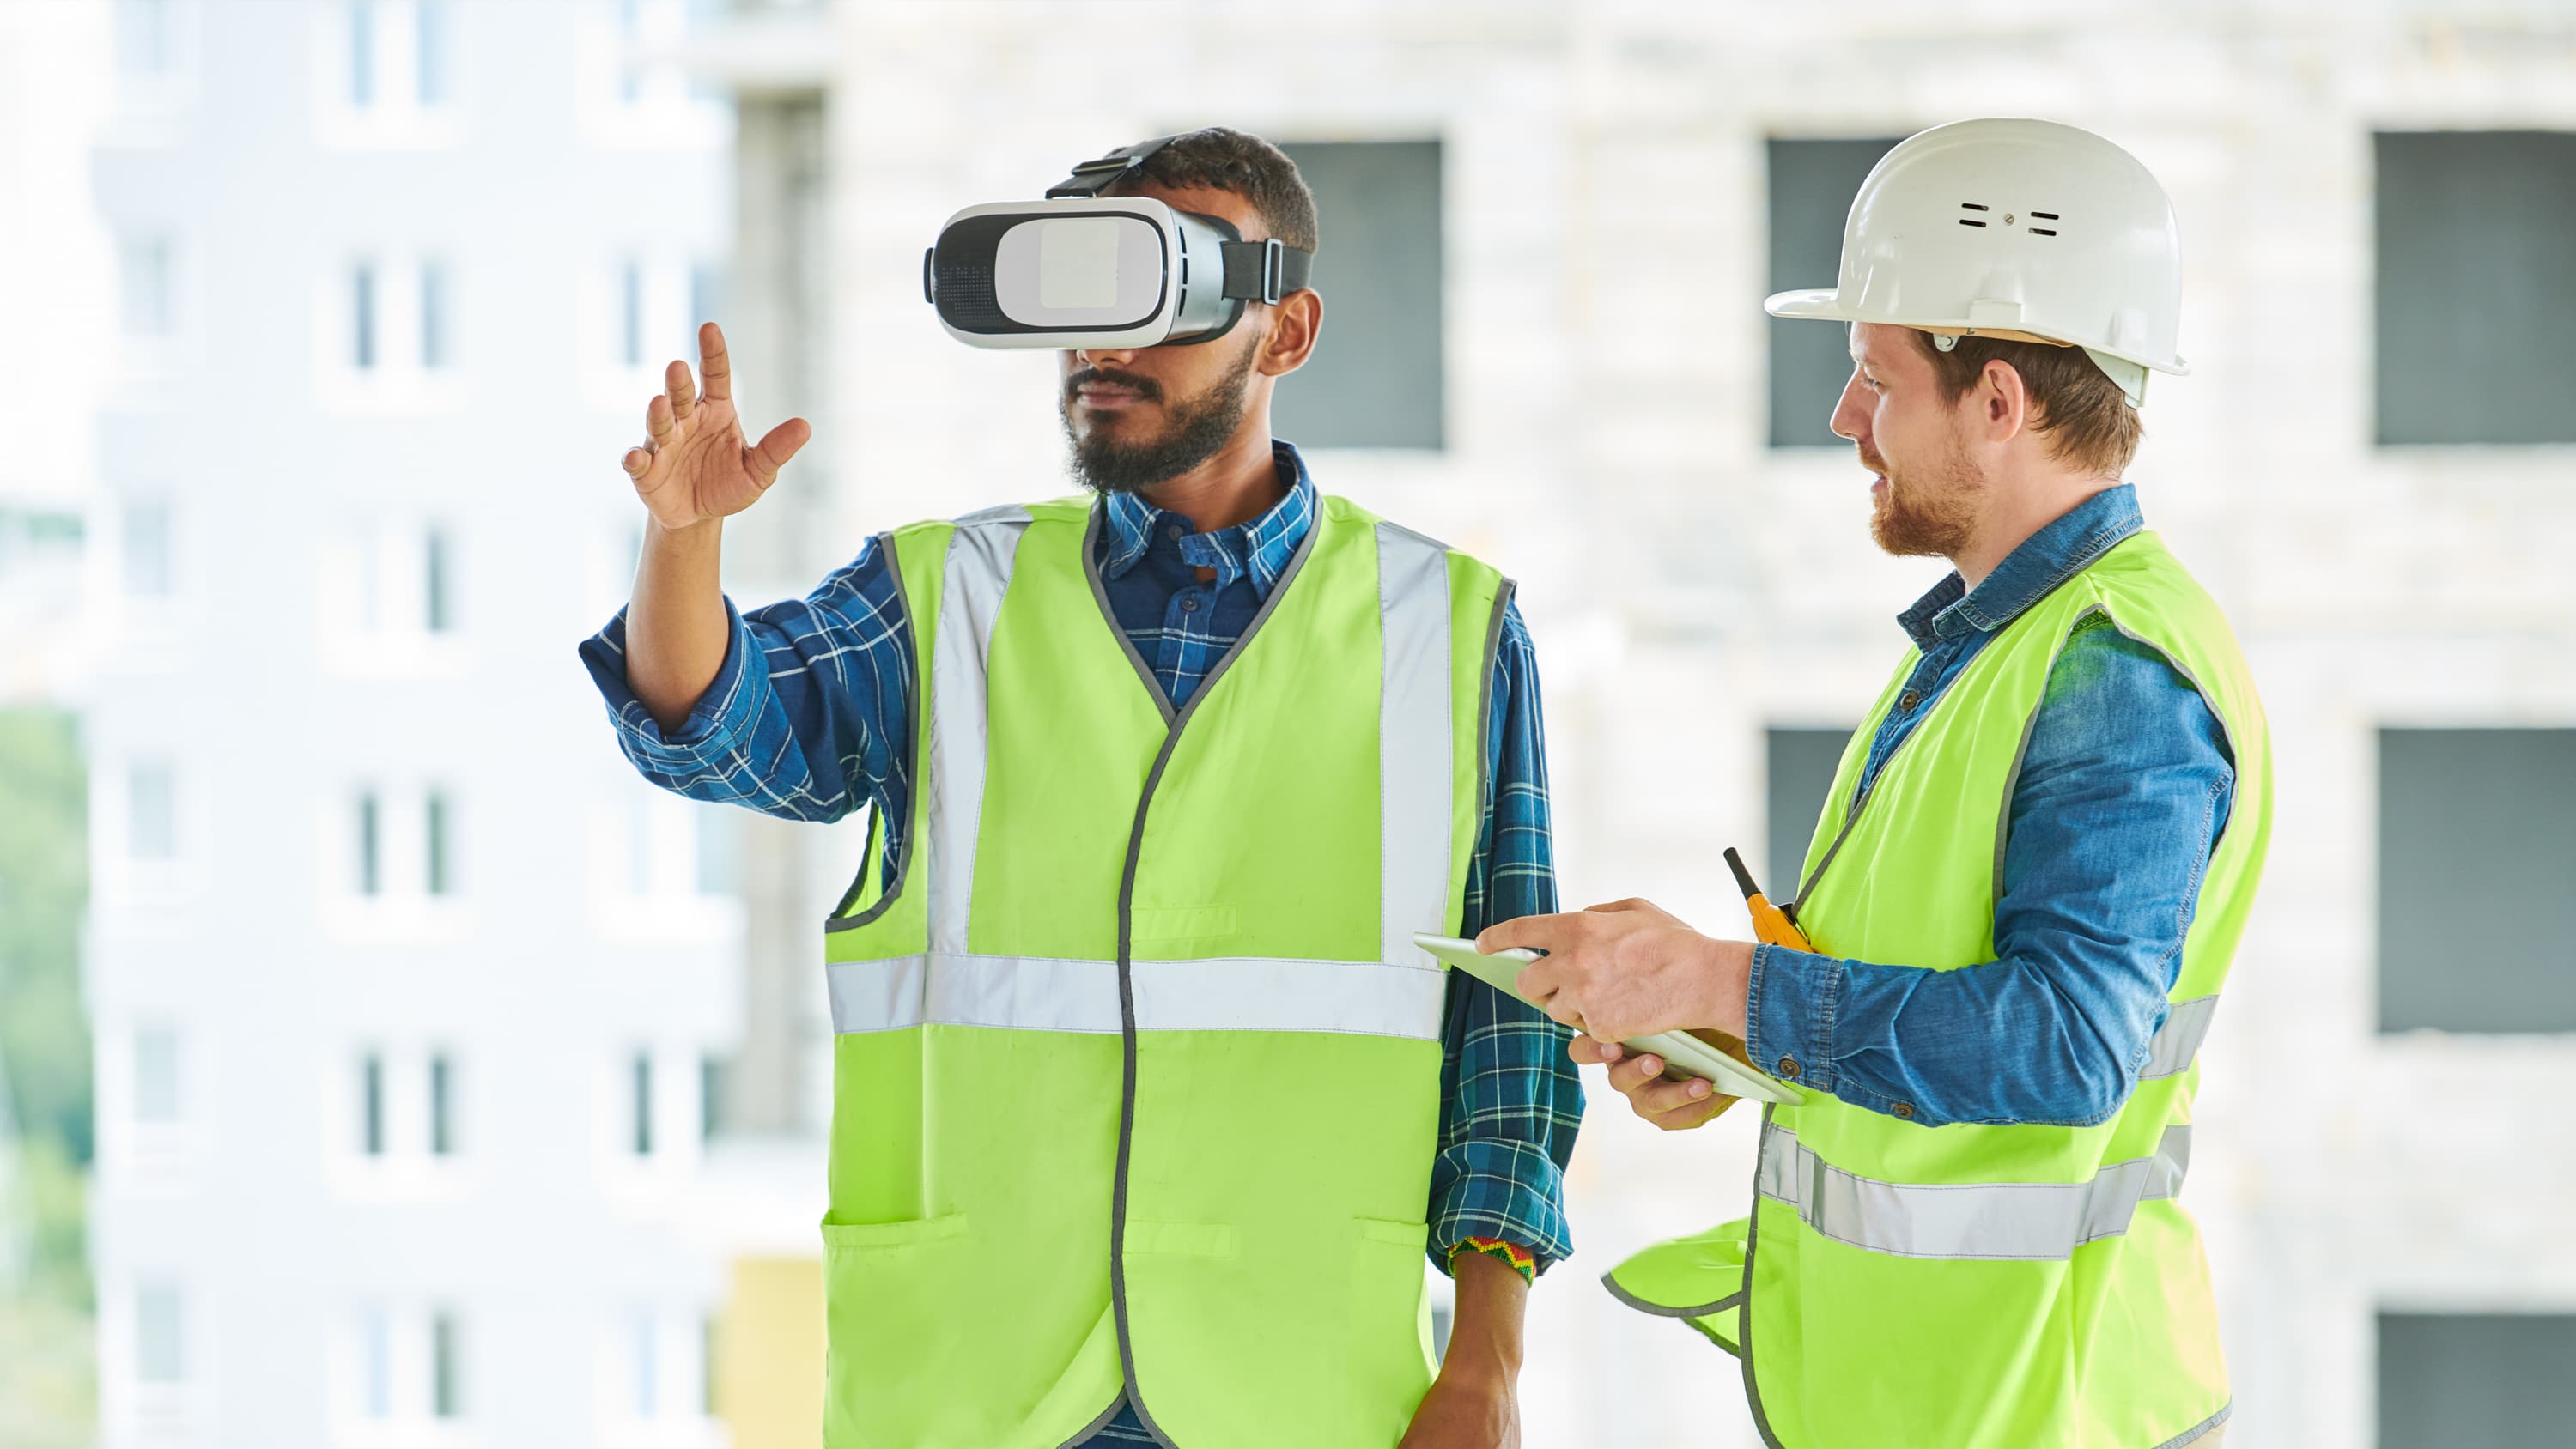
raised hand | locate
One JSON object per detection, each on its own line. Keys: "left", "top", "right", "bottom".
{"left": 622, "top": 322, "right": 811, "bottom": 530}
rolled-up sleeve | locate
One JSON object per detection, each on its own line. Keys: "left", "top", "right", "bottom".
{"left": 1742, "top": 617, "right": 2235, "bottom": 1128}
{"left": 575, "top": 537, "right": 914, "bottom": 827}
{"left": 1428, "top": 601, "right": 1582, "bottom": 1275}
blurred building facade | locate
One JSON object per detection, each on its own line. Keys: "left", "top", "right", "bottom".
{"left": 64, "top": 2, "right": 2576, "bottom": 1447}
{"left": 690, "top": 3, "right": 2576, "bottom": 1446}
{"left": 80, "top": 2, "right": 789, "bottom": 1446}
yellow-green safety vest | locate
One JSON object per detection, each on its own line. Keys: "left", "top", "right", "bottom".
{"left": 818, "top": 494, "right": 1510, "bottom": 1447}
{"left": 1605, "top": 531, "right": 2272, "bottom": 1449}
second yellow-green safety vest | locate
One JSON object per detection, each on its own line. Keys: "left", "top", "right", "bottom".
{"left": 816, "top": 494, "right": 1510, "bottom": 1447}
{"left": 1606, "top": 531, "right": 2272, "bottom": 1449}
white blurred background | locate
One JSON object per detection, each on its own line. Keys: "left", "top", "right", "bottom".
{"left": 3, "top": 2, "right": 2573, "bottom": 1446}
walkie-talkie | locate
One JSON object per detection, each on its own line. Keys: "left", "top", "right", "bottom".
{"left": 1724, "top": 847, "right": 1816, "bottom": 953}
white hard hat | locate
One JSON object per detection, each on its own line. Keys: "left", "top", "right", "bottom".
{"left": 1766, "top": 118, "right": 2186, "bottom": 406}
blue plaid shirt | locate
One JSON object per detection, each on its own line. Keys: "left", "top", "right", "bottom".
{"left": 580, "top": 445, "right": 1580, "bottom": 1406}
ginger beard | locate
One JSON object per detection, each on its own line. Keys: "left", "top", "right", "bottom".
{"left": 1864, "top": 414, "right": 1987, "bottom": 561}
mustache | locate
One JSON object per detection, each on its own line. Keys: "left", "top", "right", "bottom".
{"left": 1857, "top": 446, "right": 1890, "bottom": 476}
{"left": 1065, "top": 367, "right": 1163, "bottom": 404}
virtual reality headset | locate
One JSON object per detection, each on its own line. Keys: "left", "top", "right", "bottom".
{"left": 924, "top": 135, "right": 1314, "bottom": 349}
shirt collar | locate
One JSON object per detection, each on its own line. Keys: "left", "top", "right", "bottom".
{"left": 1098, "top": 440, "right": 1316, "bottom": 602}
{"left": 1897, "top": 483, "right": 2145, "bottom": 651}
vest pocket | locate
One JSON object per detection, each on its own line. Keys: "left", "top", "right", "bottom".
{"left": 820, "top": 1213, "right": 969, "bottom": 1251}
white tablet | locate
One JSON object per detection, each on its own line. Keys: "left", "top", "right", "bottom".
{"left": 1413, "top": 933, "right": 1801, "bottom": 1106}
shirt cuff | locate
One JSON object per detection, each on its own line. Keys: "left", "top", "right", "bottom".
{"left": 575, "top": 598, "right": 766, "bottom": 765}
{"left": 1427, "top": 1140, "right": 1572, "bottom": 1279}
{"left": 1745, "top": 942, "right": 1845, "bottom": 1094}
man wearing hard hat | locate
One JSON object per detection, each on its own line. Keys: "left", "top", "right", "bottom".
{"left": 1479, "top": 118, "right": 2273, "bottom": 1446}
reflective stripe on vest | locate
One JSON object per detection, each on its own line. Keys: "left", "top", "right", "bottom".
{"left": 826, "top": 953, "right": 1450, "bottom": 1039}
{"left": 2142, "top": 994, "right": 2218, "bottom": 1080}
{"left": 1757, "top": 1121, "right": 2192, "bottom": 1262}
{"left": 889, "top": 505, "right": 1458, "bottom": 980}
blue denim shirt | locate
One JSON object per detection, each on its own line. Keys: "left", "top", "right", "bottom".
{"left": 1744, "top": 485, "right": 2237, "bottom": 1128}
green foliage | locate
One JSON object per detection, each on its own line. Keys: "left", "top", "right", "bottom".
{"left": 0, "top": 709, "right": 90, "bottom": 1166}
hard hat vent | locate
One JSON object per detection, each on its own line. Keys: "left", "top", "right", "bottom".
{"left": 1959, "top": 201, "right": 1990, "bottom": 229}
{"left": 2030, "top": 210, "right": 2060, "bottom": 237}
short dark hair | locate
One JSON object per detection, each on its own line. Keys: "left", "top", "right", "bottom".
{"left": 1910, "top": 331, "right": 2143, "bottom": 476}
{"left": 1104, "top": 127, "right": 1319, "bottom": 255}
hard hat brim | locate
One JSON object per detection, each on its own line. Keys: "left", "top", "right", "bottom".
{"left": 1761, "top": 288, "right": 2190, "bottom": 377}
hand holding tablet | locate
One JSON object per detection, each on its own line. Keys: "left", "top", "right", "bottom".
{"left": 1413, "top": 933, "right": 1801, "bottom": 1106}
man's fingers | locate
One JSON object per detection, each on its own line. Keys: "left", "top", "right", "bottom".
{"left": 1651, "top": 1092, "right": 1734, "bottom": 1132}
{"left": 1476, "top": 911, "right": 1582, "bottom": 959}
{"left": 1625, "top": 1071, "right": 1717, "bottom": 1119}
{"left": 699, "top": 322, "right": 732, "bottom": 403}
{"left": 665, "top": 358, "right": 698, "bottom": 421}
{"left": 746, "top": 417, "right": 811, "bottom": 488}
{"left": 646, "top": 392, "right": 674, "bottom": 445}
{"left": 1568, "top": 1034, "right": 1621, "bottom": 1066}
{"left": 622, "top": 447, "right": 652, "bottom": 478}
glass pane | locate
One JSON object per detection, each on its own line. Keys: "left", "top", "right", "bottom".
{"left": 137, "top": 1282, "right": 184, "bottom": 1383}
{"left": 632, "top": 1052, "right": 653, "bottom": 1156}
{"left": 1765, "top": 727, "right": 1854, "bottom": 899}
{"left": 136, "top": 1028, "right": 180, "bottom": 1123}
{"left": 425, "top": 527, "right": 452, "bottom": 632}
{"left": 362, "top": 1053, "right": 385, "bottom": 1155}
{"left": 432, "top": 1311, "right": 461, "bottom": 1416}
{"left": 429, "top": 1053, "right": 453, "bottom": 1155}
{"left": 632, "top": 1312, "right": 659, "bottom": 1416}
{"left": 358, "top": 792, "right": 381, "bottom": 895}
{"left": 123, "top": 236, "right": 173, "bottom": 337}
{"left": 124, "top": 501, "right": 173, "bottom": 597}
{"left": 421, "top": 261, "right": 447, "bottom": 369}
{"left": 621, "top": 258, "right": 643, "bottom": 367}
{"left": 416, "top": 0, "right": 446, "bottom": 106}
{"left": 2378, "top": 728, "right": 2576, "bottom": 1031}
{"left": 2375, "top": 132, "right": 2576, "bottom": 446}
{"left": 2380, "top": 1313, "right": 2576, "bottom": 1447}
{"left": 363, "top": 1307, "right": 391, "bottom": 1416}
{"left": 426, "top": 790, "right": 451, "bottom": 894}
{"left": 354, "top": 264, "right": 377, "bottom": 369}
{"left": 1271, "top": 140, "right": 1444, "bottom": 450}
{"left": 349, "top": 1, "right": 374, "bottom": 108}
{"left": 1766, "top": 137, "right": 1904, "bottom": 448}
{"left": 129, "top": 763, "right": 175, "bottom": 860}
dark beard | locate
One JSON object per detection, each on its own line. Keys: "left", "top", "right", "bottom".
{"left": 1868, "top": 433, "right": 1984, "bottom": 560}
{"left": 1060, "top": 333, "right": 1261, "bottom": 494}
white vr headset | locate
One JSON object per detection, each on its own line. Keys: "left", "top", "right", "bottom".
{"left": 924, "top": 135, "right": 1315, "bottom": 349}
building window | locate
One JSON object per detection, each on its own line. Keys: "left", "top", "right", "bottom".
{"left": 693, "top": 805, "right": 736, "bottom": 896}
{"left": 424, "top": 527, "right": 453, "bottom": 632}
{"left": 137, "top": 1282, "right": 185, "bottom": 1384}
{"left": 135, "top": 1028, "right": 181, "bottom": 1124}
{"left": 1269, "top": 140, "right": 1444, "bottom": 450}
{"left": 631, "top": 1051, "right": 653, "bottom": 1156}
{"left": 123, "top": 501, "right": 173, "bottom": 597}
{"left": 129, "top": 763, "right": 176, "bottom": 861}
{"left": 121, "top": 234, "right": 175, "bottom": 339}
{"left": 620, "top": 257, "right": 644, "bottom": 367}
{"left": 361, "top": 1052, "right": 386, "bottom": 1155}
{"left": 2379, "top": 728, "right": 2576, "bottom": 1032}
{"left": 348, "top": 0, "right": 375, "bottom": 107}
{"left": 688, "top": 263, "right": 723, "bottom": 342}
{"left": 361, "top": 1307, "right": 392, "bottom": 1416}
{"left": 416, "top": 1, "right": 449, "bottom": 108}
{"left": 431, "top": 1310, "right": 462, "bottom": 1417}
{"left": 425, "top": 789, "right": 453, "bottom": 895}
{"left": 698, "top": 1054, "right": 722, "bottom": 1142}
{"left": 1766, "top": 137, "right": 1904, "bottom": 448}
{"left": 357, "top": 791, "right": 383, "bottom": 895}
{"left": 2380, "top": 1313, "right": 2576, "bottom": 1447}
{"left": 2375, "top": 132, "right": 2576, "bottom": 446}
{"left": 1766, "top": 726, "right": 1853, "bottom": 896}
{"left": 616, "top": 0, "right": 644, "bottom": 105}
{"left": 429, "top": 1052, "right": 455, "bottom": 1155}
{"left": 353, "top": 263, "right": 378, "bottom": 370}
{"left": 116, "top": 0, "right": 177, "bottom": 79}
{"left": 420, "top": 259, "right": 449, "bottom": 369}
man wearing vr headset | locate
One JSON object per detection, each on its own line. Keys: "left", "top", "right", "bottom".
{"left": 1479, "top": 120, "right": 2272, "bottom": 1447}
{"left": 581, "top": 129, "right": 1576, "bottom": 1447}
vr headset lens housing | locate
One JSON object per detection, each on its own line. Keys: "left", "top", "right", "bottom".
{"left": 928, "top": 197, "right": 1255, "bottom": 349}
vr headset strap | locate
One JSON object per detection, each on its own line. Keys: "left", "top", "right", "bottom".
{"left": 1048, "top": 136, "right": 1317, "bottom": 303}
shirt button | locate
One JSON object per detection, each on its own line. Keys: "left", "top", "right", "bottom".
{"left": 1900, "top": 689, "right": 1921, "bottom": 710}
{"left": 1180, "top": 597, "right": 1200, "bottom": 613}
{"left": 1776, "top": 1057, "right": 1801, "bottom": 1080}
{"left": 1166, "top": 524, "right": 1184, "bottom": 540}
{"left": 1893, "top": 1102, "right": 1915, "bottom": 1120}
